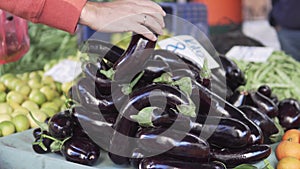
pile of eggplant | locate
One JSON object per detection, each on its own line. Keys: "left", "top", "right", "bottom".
{"left": 33, "top": 34, "right": 279, "bottom": 168}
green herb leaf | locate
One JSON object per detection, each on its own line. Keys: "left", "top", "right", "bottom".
{"left": 100, "top": 68, "right": 115, "bottom": 80}
{"left": 153, "top": 72, "right": 173, "bottom": 84}
{"left": 172, "top": 77, "right": 192, "bottom": 96}
{"left": 200, "top": 58, "right": 211, "bottom": 79}
{"left": 130, "top": 107, "right": 156, "bottom": 127}
{"left": 269, "top": 117, "right": 285, "bottom": 143}
{"left": 233, "top": 164, "right": 258, "bottom": 169}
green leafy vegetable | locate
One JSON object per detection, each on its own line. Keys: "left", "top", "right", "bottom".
{"left": 130, "top": 107, "right": 157, "bottom": 127}
{"left": 233, "top": 51, "right": 300, "bottom": 101}
{"left": 0, "top": 23, "right": 78, "bottom": 75}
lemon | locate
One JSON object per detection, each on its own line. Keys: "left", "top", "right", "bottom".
{"left": 27, "top": 110, "right": 48, "bottom": 128}
{"left": 0, "top": 82, "right": 6, "bottom": 92}
{"left": 11, "top": 107, "right": 29, "bottom": 117}
{"left": 40, "top": 107, "right": 57, "bottom": 117}
{"left": 12, "top": 114, "right": 30, "bottom": 132}
{"left": 40, "top": 86, "right": 59, "bottom": 101}
{"left": 0, "top": 121, "right": 15, "bottom": 136}
{"left": 6, "top": 91, "right": 25, "bottom": 105}
{"left": 0, "top": 91, "right": 7, "bottom": 102}
{"left": 29, "top": 90, "right": 47, "bottom": 106}
{"left": 28, "top": 78, "right": 43, "bottom": 89}
{"left": 21, "top": 100, "right": 39, "bottom": 112}
{"left": 0, "top": 103, "right": 13, "bottom": 114}
{"left": 15, "top": 84, "right": 31, "bottom": 97}
{"left": 0, "top": 114, "right": 12, "bottom": 123}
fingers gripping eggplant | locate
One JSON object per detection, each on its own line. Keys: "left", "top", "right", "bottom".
{"left": 210, "top": 144, "right": 272, "bottom": 168}
{"left": 238, "top": 105, "right": 279, "bottom": 143}
{"left": 139, "top": 157, "right": 226, "bottom": 169}
{"left": 136, "top": 127, "right": 210, "bottom": 163}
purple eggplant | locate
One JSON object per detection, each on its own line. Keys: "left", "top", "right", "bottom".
{"left": 108, "top": 83, "right": 190, "bottom": 165}
{"left": 238, "top": 105, "right": 279, "bottom": 144}
{"left": 48, "top": 111, "right": 74, "bottom": 140}
{"left": 152, "top": 114, "right": 251, "bottom": 149}
{"left": 75, "top": 77, "right": 121, "bottom": 115}
{"left": 136, "top": 127, "right": 210, "bottom": 163}
{"left": 229, "top": 90, "right": 278, "bottom": 118}
{"left": 113, "top": 34, "right": 156, "bottom": 83}
{"left": 61, "top": 137, "right": 101, "bottom": 166}
{"left": 278, "top": 98, "right": 300, "bottom": 130}
{"left": 139, "top": 157, "right": 226, "bottom": 169}
{"left": 219, "top": 54, "right": 246, "bottom": 92}
{"left": 210, "top": 144, "right": 271, "bottom": 168}
{"left": 71, "top": 106, "right": 115, "bottom": 148}
{"left": 191, "top": 81, "right": 264, "bottom": 145}
{"left": 82, "top": 62, "right": 113, "bottom": 96}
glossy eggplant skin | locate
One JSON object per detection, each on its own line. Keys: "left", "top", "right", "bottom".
{"left": 32, "top": 136, "right": 53, "bottom": 154}
{"left": 75, "top": 77, "right": 120, "bottom": 115}
{"left": 136, "top": 127, "right": 210, "bottom": 163}
{"left": 152, "top": 114, "right": 251, "bottom": 149}
{"left": 229, "top": 91, "right": 278, "bottom": 118}
{"left": 191, "top": 81, "right": 264, "bottom": 145}
{"left": 113, "top": 34, "right": 156, "bottom": 82}
{"left": 61, "top": 137, "right": 101, "bottom": 166}
{"left": 278, "top": 98, "right": 300, "bottom": 130}
{"left": 238, "top": 105, "right": 279, "bottom": 144}
{"left": 210, "top": 144, "right": 271, "bottom": 168}
{"left": 82, "top": 62, "right": 112, "bottom": 96}
{"left": 108, "top": 84, "right": 190, "bottom": 165}
{"left": 71, "top": 106, "right": 115, "bottom": 148}
{"left": 219, "top": 54, "right": 246, "bottom": 92}
{"left": 48, "top": 112, "right": 74, "bottom": 140}
{"left": 139, "top": 157, "right": 226, "bottom": 169}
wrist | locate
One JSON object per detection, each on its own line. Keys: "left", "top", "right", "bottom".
{"left": 79, "top": 1, "right": 92, "bottom": 26}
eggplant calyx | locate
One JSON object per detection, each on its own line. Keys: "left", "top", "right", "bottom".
{"left": 130, "top": 107, "right": 157, "bottom": 127}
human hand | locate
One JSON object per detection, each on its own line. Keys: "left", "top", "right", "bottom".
{"left": 79, "top": 0, "right": 166, "bottom": 41}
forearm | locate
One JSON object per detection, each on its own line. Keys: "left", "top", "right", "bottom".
{"left": 0, "top": 0, "right": 87, "bottom": 33}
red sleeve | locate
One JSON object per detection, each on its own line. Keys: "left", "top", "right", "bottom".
{"left": 0, "top": 0, "right": 87, "bottom": 33}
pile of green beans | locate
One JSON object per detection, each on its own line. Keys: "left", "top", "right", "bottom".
{"left": 233, "top": 51, "right": 300, "bottom": 101}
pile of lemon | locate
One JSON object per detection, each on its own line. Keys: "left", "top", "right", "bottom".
{"left": 0, "top": 70, "right": 73, "bottom": 137}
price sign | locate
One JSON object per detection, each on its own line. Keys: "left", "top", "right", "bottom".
{"left": 158, "top": 35, "right": 219, "bottom": 69}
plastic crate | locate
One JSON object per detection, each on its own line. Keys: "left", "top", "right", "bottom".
{"left": 160, "top": 2, "right": 208, "bottom": 35}
{"left": 78, "top": 2, "right": 208, "bottom": 42}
